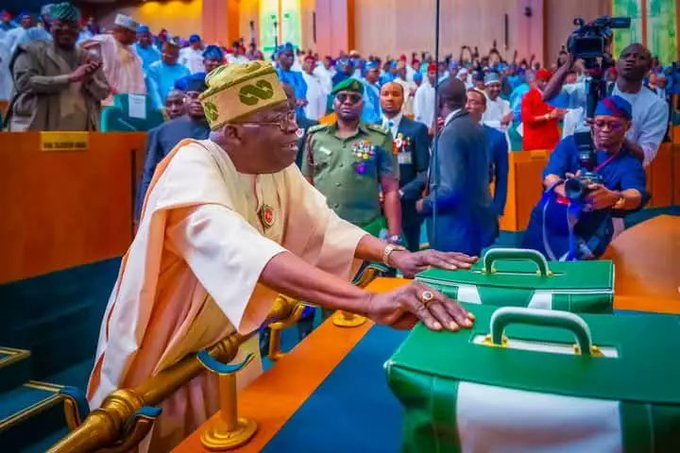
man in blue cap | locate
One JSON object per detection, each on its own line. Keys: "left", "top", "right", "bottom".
{"left": 147, "top": 38, "right": 190, "bottom": 110}
{"left": 5, "top": 11, "right": 34, "bottom": 55}
{"left": 522, "top": 95, "right": 648, "bottom": 260}
{"left": 360, "top": 60, "right": 382, "bottom": 124}
{"left": 136, "top": 72, "right": 210, "bottom": 220}
{"left": 179, "top": 34, "right": 204, "bottom": 74}
{"left": 333, "top": 58, "right": 354, "bottom": 87}
{"left": 275, "top": 42, "right": 308, "bottom": 118}
{"left": 202, "top": 45, "right": 225, "bottom": 75}
{"left": 134, "top": 25, "right": 160, "bottom": 72}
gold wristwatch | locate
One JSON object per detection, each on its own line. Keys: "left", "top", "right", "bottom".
{"left": 383, "top": 243, "right": 407, "bottom": 267}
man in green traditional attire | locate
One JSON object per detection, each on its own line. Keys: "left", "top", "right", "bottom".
{"left": 302, "top": 78, "right": 403, "bottom": 243}
{"left": 5, "top": 3, "right": 110, "bottom": 131}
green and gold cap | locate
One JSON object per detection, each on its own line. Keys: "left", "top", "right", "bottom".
{"left": 330, "top": 78, "right": 365, "bottom": 96}
{"left": 199, "top": 61, "right": 287, "bottom": 130}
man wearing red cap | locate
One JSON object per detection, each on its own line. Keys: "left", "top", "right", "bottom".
{"left": 521, "top": 68, "right": 565, "bottom": 151}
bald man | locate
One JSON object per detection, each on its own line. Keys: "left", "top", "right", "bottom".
{"left": 543, "top": 43, "right": 668, "bottom": 166}
{"left": 380, "top": 82, "right": 430, "bottom": 251}
{"left": 416, "top": 78, "right": 497, "bottom": 255}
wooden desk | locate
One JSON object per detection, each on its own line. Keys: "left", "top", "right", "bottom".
{"left": 0, "top": 132, "right": 147, "bottom": 283}
{"left": 603, "top": 215, "right": 680, "bottom": 313}
{"left": 499, "top": 150, "right": 549, "bottom": 232}
{"left": 174, "top": 262, "right": 679, "bottom": 453}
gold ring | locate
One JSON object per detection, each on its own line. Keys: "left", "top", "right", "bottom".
{"left": 420, "top": 290, "right": 434, "bottom": 306}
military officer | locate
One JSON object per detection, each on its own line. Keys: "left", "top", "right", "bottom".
{"left": 380, "top": 82, "right": 431, "bottom": 252}
{"left": 302, "top": 78, "right": 403, "bottom": 242}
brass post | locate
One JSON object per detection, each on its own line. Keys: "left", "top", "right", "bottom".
{"left": 198, "top": 357, "right": 257, "bottom": 450}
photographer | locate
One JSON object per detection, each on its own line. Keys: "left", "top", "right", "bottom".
{"left": 521, "top": 96, "right": 648, "bottom": 261}
{"left": 543, "top": 42, "right": 668, "bottom": 166}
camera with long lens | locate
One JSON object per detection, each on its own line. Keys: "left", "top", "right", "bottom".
{"left": 567, "top": 16, "right": 631, "bottom": 60}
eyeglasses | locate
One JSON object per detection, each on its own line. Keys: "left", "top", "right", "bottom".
{"left": 593, "top": 119, "right": 625, "bottom": 131}
{"left": 336, "top": 93, "right": 363, "bottom": 105}
{"left": 240, "top": 109, "right": 297, "bottom": 131}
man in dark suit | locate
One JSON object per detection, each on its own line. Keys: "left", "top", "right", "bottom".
{"left": 416, "top": 78, "right": 497, "bottom": 255}
{"left": 466, "top": 88, "right": 509, "bottom": 218}
{"left": 380, "top": 82, "right": 431, "bottom": 251}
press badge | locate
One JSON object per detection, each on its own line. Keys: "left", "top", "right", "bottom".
{"left": 398, "top": 152, "right": 412, "bottom": 165}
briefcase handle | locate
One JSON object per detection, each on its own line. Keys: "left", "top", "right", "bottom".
{"left": 482, "top": 248, "right": 552, "bottom": 277}
{"left": 490, "top": 307, "right": 594, "bottom": 356}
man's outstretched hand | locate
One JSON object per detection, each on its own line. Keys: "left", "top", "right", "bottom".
{"left": 365, "top": 281, "right": 474, "bottom": 331}
{"left": 389, "top": 249, "right": 478, "bottom": 279}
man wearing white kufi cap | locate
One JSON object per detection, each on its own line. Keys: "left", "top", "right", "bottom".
{"left": 81, "top": 13, "right": 145, "bottom": 106}
{"left": 87, "top": 61, "right": 475, "bottom": 451}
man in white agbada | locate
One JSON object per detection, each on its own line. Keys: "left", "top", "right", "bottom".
{"left": 86, "top": 61, "right": 476, "bottom": 452}
{"left": 482, "top": 72, "right": 513, "bottom": 148}
{"left": 81, "top": 13, "right": 145, "bottom": 106}
{"left": 414, "top": 63, "right": 437, "bottom": 131}
{"left": 301, "top": 54, "right": 328, "bottom": 121}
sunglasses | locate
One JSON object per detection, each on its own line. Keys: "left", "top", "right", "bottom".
{"left": 336, "top": 93, "right": 363, "bottom": 105}
{"left": 593, "top": 120, "right": 625, "bottom": 131}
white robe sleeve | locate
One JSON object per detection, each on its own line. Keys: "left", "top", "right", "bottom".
{"left": 166, "top": 205, "right": 286, "bottom": 334}
{"left": 282, "top": 166, "right": 367, "bottom": 280}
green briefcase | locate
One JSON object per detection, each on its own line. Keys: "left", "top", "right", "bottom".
{"left": 385, "top": 305, "right": 680, "bottom": 453}
{"left": 416, "top": 248, "right": 614, "bottom": 313}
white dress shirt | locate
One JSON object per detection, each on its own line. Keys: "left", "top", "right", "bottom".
{"left": 414, "top": 80, "right": 436, "bottom": 129}
{"left": 179, "top": 47, "right": 205, "bottom": 75}
{"left": 302, "top": 71, "right": 328, "bottom": 121}
{"left": 382, "top": 113, "right": 403, "bottom": 138}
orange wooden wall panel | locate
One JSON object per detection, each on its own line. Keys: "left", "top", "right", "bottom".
{"left": 499, "top": 150, "right": 548, "bottom": 232}
{"left": 674, "top": 145, "right": 680, "bottom": 206}
{"left": 0, "top": 133, "right": 147, "bottom": 284}
{"left": 646, "top": 143, "right": 673, "bottom": 208}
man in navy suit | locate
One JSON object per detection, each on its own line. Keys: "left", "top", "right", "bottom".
{"left": 380, "top": 82, "right": 431, "bottom": 251}
{"left": 416, "top": 78, "right": 498, "bottom": 255}
{"left": 466, "top": 88, "right": 509, "bottom": 218}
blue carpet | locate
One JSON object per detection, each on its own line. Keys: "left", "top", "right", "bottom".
{"left": 263, "top": 327, "right": 408, "bottom": 453}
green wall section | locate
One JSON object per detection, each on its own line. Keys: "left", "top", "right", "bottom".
{"left": 647, "top": 0, "right": 678, "bottom": 64}
{"left": 0, "top": 259, "right": 120, "bottom": 381}
{"left": 613, "top": 0, "right": 678, "bottom": 64}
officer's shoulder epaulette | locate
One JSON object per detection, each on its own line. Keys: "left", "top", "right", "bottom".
{"left": 307, "top": 123, "right": 330, "bottom": 134}
{"left": 366, "top": 124, "right": 389, "bottom": 135}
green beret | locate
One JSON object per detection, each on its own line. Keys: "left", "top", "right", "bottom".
{"left": 331, "top": 78, "right": 364, "bottom": 96}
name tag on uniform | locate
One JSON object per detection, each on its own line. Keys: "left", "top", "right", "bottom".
{"left": 319, "top": 146, "right": 332, "bottom": 155}
{"left": 398, "top": 152, "right": 412, "bottom": 165}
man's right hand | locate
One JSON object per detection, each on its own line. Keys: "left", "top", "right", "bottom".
{"left": 364, "top": 282, "right": 474, "bottom": 332}
{"left": 69, "top": 61, "right": 101, "bottom": 83}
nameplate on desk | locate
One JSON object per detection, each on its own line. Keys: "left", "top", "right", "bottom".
{"left": 529, "top": 150, "right": 547, "bottom": 160}
{"left": 40, "top": 132, "right": 89, "bottom": 152}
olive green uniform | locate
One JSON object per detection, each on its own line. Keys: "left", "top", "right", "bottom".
{"left": 302, "top": 123, "right": 399, "bottom": 235}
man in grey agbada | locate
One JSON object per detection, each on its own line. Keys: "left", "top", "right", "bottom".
{"left": 6, "top": 2, "right": 110, "bottom": 131}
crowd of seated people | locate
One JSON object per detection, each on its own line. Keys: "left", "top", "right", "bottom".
{"left": 0, "top": 3, "right": 676, "bottom": 262}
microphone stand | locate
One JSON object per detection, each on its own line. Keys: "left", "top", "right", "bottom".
{"left": 431, "top": 0, "right": 441, "bottom": 246}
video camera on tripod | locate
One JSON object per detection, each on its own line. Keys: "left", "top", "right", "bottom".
{"left": 563, "top": 16, "right": 630, "bottom": 203}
